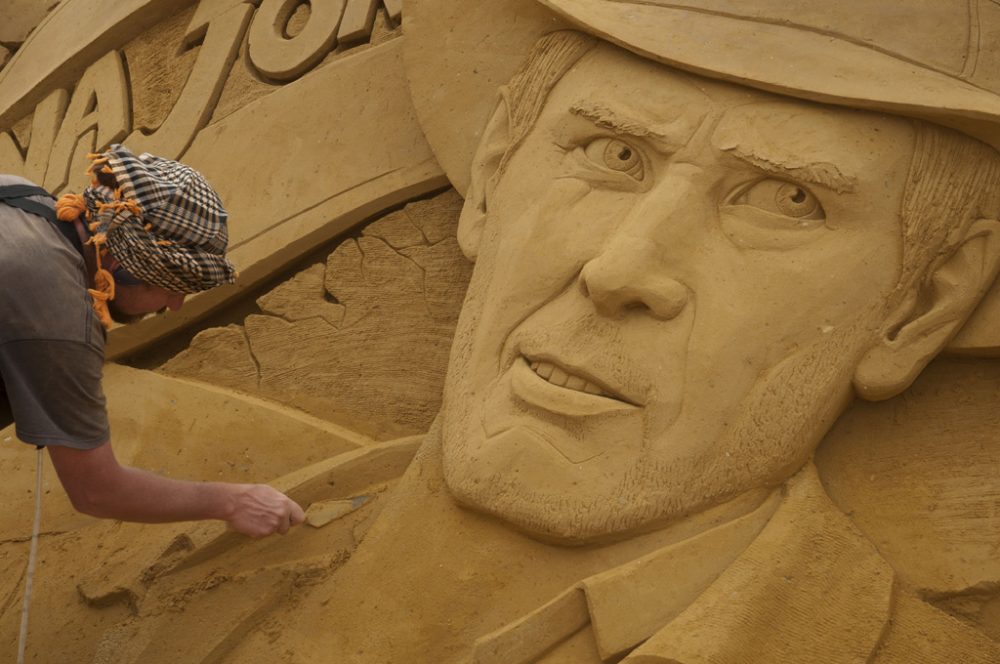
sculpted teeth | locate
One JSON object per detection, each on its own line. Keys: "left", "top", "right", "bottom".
{"left": 527, "top": 359, "right": 614, "bottom": 399}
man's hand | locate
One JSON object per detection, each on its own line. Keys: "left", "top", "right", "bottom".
{"left": 224, "top": 484, "right": 306, "bottom": 537}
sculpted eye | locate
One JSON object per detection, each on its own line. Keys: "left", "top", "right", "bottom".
{"left": 731, "top": 179, "right": 824, "bottom": 221}
{"left": 583, "top": 138, "right": 644, "bottom": 180}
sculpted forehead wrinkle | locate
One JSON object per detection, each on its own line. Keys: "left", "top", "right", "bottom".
{"left": 711, "top": 102, "right": 912, "bottom": 193}
{"left": 558, "top": 44, "right": 713, "bottom": 148}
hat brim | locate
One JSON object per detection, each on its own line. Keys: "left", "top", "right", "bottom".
{"left": 402, "top": 0, "right": 568, "bottom": 195}
{"left": 541, "top": 0, "right": 1000, "bottom": 152}
{"left": 401, "top": 0, "right": 1000, "bottom": 355}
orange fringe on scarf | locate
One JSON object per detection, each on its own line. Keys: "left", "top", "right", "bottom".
{"left": 55, "top": 193, "right": 115, "bottom": 328}
{"left": 52, "top": 155, "right": 142, "bottom": 329}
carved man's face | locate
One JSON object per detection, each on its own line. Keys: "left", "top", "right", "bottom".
{"left": 441, "top": 43, "right": 915, "bottom": 543}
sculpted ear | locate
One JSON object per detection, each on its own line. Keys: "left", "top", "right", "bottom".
{"left": 854, "top": 219, "right": 1000, "bottom": 400}
{"left": 457, "top": 95, "right": 511, "bottom": 260}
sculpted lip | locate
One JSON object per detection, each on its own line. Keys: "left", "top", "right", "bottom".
{"left": 528, "top": 358, "right": 611, "bottom": 397}
{"left": 515, "top": 353, "right": 642, "bottom": 412}
{"left": 523, "top": 355, "right": 637, "bottom": 404}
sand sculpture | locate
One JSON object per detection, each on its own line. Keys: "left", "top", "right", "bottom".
{"left": 1, "top": 0, "right": 1000, "bottom": 662}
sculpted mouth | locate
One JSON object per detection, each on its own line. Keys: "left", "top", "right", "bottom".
{"left": 523, "top": 356, "right": 635, "bottom": 405}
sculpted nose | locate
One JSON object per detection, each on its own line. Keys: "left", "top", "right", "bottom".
{"left": 579, "top": 237, "right": 690, "bottom": 320}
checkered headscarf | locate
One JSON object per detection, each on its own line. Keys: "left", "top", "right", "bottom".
{"left": 81, "top": 145, "right": 237, "bottom": 293}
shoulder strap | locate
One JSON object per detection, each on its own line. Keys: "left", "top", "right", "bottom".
{"left": 0, "top": 184, "right": 55, "bottom": 200}
{"left": 0, "top": 184, "right": 83, "bottom": 256}
{"left": 0, "top": 185, "right": 57, "bottom": 224}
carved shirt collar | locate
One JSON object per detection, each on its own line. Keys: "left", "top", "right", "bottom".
{"left": 473, "top": 463, "right": 894, "bottom": 663}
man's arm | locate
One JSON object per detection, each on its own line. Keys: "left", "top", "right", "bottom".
{"left": 47, "top": 441, "right": 305, "bottom": 538}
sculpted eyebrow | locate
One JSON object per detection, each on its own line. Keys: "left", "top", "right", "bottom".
{"left": 721, "top": 143, "right": 857, "bottom": 194}
{"left": 568, "top": 101, "right": 683, "bottom": 153}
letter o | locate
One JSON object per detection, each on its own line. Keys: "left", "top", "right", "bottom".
{"left": 248, "top": 0, "right": 346, "bottom": 81}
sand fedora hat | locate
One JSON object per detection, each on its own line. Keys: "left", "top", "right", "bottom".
{"left": 402, "top": 0, "right": 1000, "bottom": 354}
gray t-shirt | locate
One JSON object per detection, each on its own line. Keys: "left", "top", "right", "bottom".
{"left": 0, "top": 174, "right": 109, "bottom": 449}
